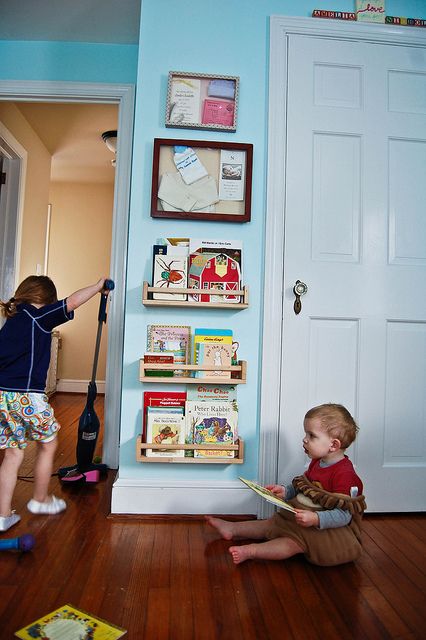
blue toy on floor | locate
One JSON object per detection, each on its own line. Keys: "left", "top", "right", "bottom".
{"left": 0, "top": 533, "right": 35, "bottom": 552}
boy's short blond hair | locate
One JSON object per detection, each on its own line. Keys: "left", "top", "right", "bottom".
{"left": 304, "top": 403, "right": 358, "bottom": 449}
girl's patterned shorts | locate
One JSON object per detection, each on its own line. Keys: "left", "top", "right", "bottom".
{"left": 0, "top": 391, "right": 60, "bottom": 449}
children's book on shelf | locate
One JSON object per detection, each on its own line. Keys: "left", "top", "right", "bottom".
{"left": 143, "top": 352, "right": 174, "bottom": 377}
{"left": 189, "top": 239, "right": 243, "bottom": 268}
{"left": 143, "top": 391, "right": 187, "bottom": 440}
{"left": 186, "top": 400, "right": 238, "bottom": 458}
{"left": 192, "top": 328, "right": 233, "bottom": 362}
{"left": 239, "top": 477, "right": 297, "bottom": 513}
{"left": 147, "top": 324, "right": 190, "bottom": 377}
{"left": 187, "top": 239, "right": 242, "bottom": 303}
{"left": 187, "top": 384, "right": 238, "bottom": 403}
{"left": 195, "top": 342, "right": 233, "bottom": 379}
{"left": 157, "top": 237, "right": 190, "bottom": 247}
{"left": 14, "top": 603, "right": 126, "bottom": 639}
{"left": 152, "top": 243, "right": 188, "bottom": 300}
{"left": 146, "top": 411, "right": 185, "bottom": 457}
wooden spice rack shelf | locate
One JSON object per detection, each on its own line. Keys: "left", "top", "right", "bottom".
{"left": 142, "top": 281, "right": 249, "bottom": 308}
{"left": 139, "top": 359, "right": 247, "bottom": 384}
{"left": 136, "top": 435, "right": 244, "bottom": 464}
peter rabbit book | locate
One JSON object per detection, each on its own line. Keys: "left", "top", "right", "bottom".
{"left": 15, "top": 604, "right": 126, "bottom": 639}
{"left": 185, "top": 400, "right": 238, "bottom": 458}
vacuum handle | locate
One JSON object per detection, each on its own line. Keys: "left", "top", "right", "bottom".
{"left": 98, "top": 279, "right": 115, "bottom": 324}
{"left": 91, "top": 280, "right": 115, "bottom": 382}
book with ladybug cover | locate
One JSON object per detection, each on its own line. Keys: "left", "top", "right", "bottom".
{"left": 152, "top": 244, "right": 188, "bottom": 300}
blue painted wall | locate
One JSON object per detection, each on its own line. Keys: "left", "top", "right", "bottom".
{"left": 0, "top": 41, "right": 138, "bottom": 83}
{"left": 0, "top": 0, "right": 423, "bottom": 490}
{"left": 120, "top": 0, "right": 425, "bottom": 485}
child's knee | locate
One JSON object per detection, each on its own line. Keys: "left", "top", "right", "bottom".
{"left": 4, "top": 447, "right": 25, "bottom": 465}
{"left": 38, "top": 435, "right": 58, "bottom": 452}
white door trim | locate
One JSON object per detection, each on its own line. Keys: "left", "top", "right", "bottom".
{"left": 0, "top": 80, "right": 135, "bottom": 469}
{"left": 0, "top": 123, "right": 27, "bottom": 297}
{"left": 260, "top": 16, "right": 426, "bottom": 516}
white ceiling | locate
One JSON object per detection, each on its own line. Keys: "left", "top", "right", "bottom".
{"left": 15, "top": 101, "right": 119, "bottom": 184}
{"left": 0, "top": 0, "right": 140, "bottom": 44}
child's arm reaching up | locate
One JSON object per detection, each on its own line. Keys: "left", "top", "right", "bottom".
{"left": 66, "top": 278, "right": 108, "bottom": 312}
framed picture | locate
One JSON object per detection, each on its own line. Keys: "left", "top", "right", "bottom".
{"left": 151, "top": 138, "right": 253, "bottom": 223}
{"left": 165, "top": 71, "right": 239, "bottom": 132}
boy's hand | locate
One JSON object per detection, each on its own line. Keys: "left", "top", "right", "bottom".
{"left": 294, "top": 509, "right": 319, "bottom": 528}
{"left": 265, "top": 484, "right": 285, "bottom": 499}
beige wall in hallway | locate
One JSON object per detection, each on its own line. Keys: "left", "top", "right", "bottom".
{"left": 48, "top": 182, "right": 113, "bottom": 382}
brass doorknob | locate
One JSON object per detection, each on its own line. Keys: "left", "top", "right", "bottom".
{"left": 293, "top": 280, "right": 308, "bottom": 315}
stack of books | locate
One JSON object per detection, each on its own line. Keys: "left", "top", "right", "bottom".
{"left": 142, "top": 385, "right": 239, "bottom": 459}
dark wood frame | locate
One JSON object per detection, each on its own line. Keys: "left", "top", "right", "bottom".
{"left": 150, "top": 138, "right": 253, "bottom": 223}
{"left": 165, "top": 71, "right": 239, "bottom": 132}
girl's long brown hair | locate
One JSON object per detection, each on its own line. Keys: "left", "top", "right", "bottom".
{"left": 0, "top": 275, "right": 58, "bottom": 319}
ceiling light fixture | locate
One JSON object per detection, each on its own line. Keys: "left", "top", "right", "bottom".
{"left": 102, "top": 130, "right": 118, "bottom": 166}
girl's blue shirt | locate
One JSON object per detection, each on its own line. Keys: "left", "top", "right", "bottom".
{"left": 0, "top": 299, "right": 73, "bottom": 393}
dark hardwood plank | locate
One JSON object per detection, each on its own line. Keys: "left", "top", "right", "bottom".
{"left": 1, "top": 393, "right": 426, "bottom": 640}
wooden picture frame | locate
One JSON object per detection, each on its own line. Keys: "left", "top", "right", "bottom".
{"left": 165, "top": 71, "right": 239, "bottom": 132}
{"left": 151, "top": 138, "right": 253, "bottom": 223}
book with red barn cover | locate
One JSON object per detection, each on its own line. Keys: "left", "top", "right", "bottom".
{"left": 143, "top": 391, "right": 187, "bottom": 440}
{"left": 188, "top": 239, "right": 242, "bottom": 303}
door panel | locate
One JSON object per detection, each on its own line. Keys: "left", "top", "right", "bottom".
{"left": 0, "top": 152, "right": 20, "bottom": 301}
{"left": 279, "top": 35, "right": 426, "bottom": 511}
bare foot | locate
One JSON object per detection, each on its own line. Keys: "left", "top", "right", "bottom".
{"left": 229, "top": 544, "right": 256, "bottom": 565}
{"left": 205, "top": 516, "right": 235, "bottom": 540}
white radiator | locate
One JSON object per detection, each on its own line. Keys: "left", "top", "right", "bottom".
{"left": 45, "top": 330, "right": 60, "bottom": 396}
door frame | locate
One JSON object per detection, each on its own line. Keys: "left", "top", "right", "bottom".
{"left": 260, "top": 17, "right": 426, "bottom": 515}
{"left": 0, "top": 126, "right": 27, "bottom": 303}
{"left": 0, "top": 80, "right": 135, "bottom": 469}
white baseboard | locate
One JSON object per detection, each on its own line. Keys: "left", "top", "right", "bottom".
{"left": 56, "top": 379, "right": 106, "bottom": 394}
{"left": 111, "top": 476, "right": 259, "bottom": 516}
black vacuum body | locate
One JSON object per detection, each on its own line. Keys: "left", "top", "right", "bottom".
{"left": 58, "top": 279, "right": 114, "bottom": 483}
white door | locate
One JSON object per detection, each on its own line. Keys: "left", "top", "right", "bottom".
{"left": 265, "top": 21, "right": 426, "bottom": 512}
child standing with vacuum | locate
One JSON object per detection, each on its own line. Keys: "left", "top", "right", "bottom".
{"left": 0, "top": 275, "right": 109, "bottom": 532}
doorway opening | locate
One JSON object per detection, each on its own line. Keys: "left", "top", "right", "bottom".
{"left": 0, "top": 81, "right": 134, "bottom": 470}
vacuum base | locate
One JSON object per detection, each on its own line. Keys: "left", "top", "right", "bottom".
{"left": 58, "top": 463, "right": 108, "bottom": 483}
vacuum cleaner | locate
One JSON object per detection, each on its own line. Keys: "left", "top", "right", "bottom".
{"left": 58, "top": 278, "right": 115, "bottom": 483}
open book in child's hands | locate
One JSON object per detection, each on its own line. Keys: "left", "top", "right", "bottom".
{"left": 239, "top": 477, "right": 297, "bottom": 513}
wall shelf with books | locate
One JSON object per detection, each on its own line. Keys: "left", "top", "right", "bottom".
{"left": 139, "top": 359, "right": 247, "bottom": 384}
{"left": 142, "top": 281, "right": 249, "bottom": 309}
{"left": 136, "top": 435, "right": 244, "bottom": 464}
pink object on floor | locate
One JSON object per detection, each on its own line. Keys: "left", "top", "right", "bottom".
{"left": 61, "top": 469, "right": 100, "bottom": 483}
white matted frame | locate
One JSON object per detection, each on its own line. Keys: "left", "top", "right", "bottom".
{"left": 165, "top": 71, "right": 239, "bottom": 132}
{"left": 260, "top": 16, "right": 426, "bottom": 517}
{"left": 0, "top": 80, "right": 135, "bottom": 470}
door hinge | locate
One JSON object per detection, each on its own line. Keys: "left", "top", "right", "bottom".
{"left": 0, "top": 172, "right": 6, "bottom": 185}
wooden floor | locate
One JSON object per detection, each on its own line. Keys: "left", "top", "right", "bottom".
{"left": 0, "top": 393, "right": 425, "bottom": 639}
